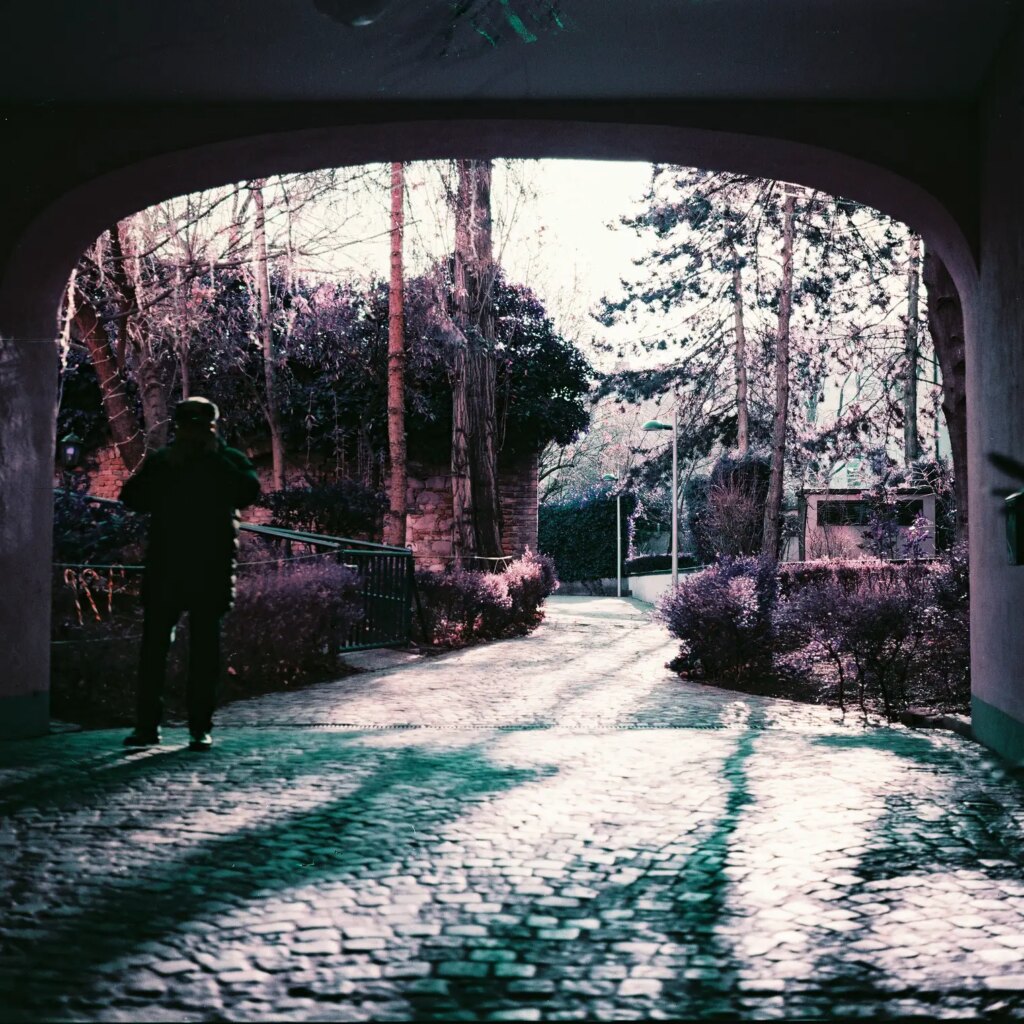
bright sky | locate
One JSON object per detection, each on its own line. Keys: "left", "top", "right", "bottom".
{"left": 298, "top": 158, "right": 655, "bottom": 371}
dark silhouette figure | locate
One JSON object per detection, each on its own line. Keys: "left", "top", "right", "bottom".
{"left": 119, "top": 398, "right": 260, "bottom": 750}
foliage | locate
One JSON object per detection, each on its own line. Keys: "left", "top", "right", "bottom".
{"left": 687, "top": 452, "right": 771, "bottom": 562}
{"left": 223, "top": 561, "right": 364, "bottom": 687}
{"left": 53, "top": 478, "right": 146, "bottom": 565}
{"left": 60, "top": 263, "right": 592, "bottom": 490}
{"left": 656, "top": 557, "right": 778, "bottom": 685}
{"left": 49, "top": 554, "right": 365, "bottom": 726}
{"left": 623, "top": 553, "right": 701, "bottom": 575}
{"left": 538, "top": 486, "right": 636, "bottom": 581}
{"left": 660, "top": 554, "right": 970, "bottom": 718}
{"left": 414, "top": 549, "right": 558, "bottom": 647}
{"left": 258, "top": 476, "right": 387, "bottom": 539}
{"left": 596, "top": 165, "right": 933, "bottom": 499}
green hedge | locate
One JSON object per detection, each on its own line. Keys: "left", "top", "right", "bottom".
{"left": 539, "top": 490, "right": 636, "bottom": 581}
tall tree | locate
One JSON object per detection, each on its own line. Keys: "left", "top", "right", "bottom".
{"left": 731, "top": 243, "right": 750, "bottom": 455}
{"left": 450, "top": 158, "right": 504, "bottom": 563}
{"left": 922, "top": 247, "right": 969, "bottom": 541}
{"left": 762, "top": 192, "right": 797, "bottom": 560}
{"left": 903, "top": 234, "right": 921, "bottom": 465}
{"left": 250, "top": 179, "right": 286, "bottom": 490}
{"left": 384, "top": 161, "right": 408, "bottom": 548}
{"left": 68, "top": 284, "right": 146, "bottom": 473}
{"left": 107, "top": 220, "right": 171, "bottom": 451}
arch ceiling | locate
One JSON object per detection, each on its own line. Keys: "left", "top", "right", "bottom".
{"left": 0, "top": 0, "right": 1012, "bottom": 103}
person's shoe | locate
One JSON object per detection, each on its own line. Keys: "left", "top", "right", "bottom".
{"left": 123, "top": 728, "right": 161, "bottom": 747}
{"left": 188, "top": 732, "right": 213, "bottom": 752}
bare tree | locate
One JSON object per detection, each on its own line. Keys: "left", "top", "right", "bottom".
{"left": 384, "top": 161, "right": 408, "bottom": 548}
{"left": 450, "top": 158, "right": 503, "bottom": 563}
{"left": 762, "top": 192, "right": 797, "bottom": 560}
{"left": 903, "top": 234, "right": 921, "bottom": 464}
{"left": 250, "top": 179, "right": 286, "bottom": 491}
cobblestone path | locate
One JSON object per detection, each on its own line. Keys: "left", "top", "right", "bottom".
{"left": 3, "top": 596, "right": 1024, "bottom": 1021}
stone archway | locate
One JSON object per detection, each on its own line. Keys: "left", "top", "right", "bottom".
{"left": 0, "top": 118, "right": 984, "bottom": 741}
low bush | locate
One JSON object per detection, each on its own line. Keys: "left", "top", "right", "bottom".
{"left": 223, "top": 560, "right": 364, "bottom": 688}
{"left": 660, "top": 551, "right": 970, "bottom": 718}
{"left": 415, "top": 549, "right": 558, "bottom": 648}
{"left": 657, "top": 557, "right": 777, "bottom": 686}
{"left": 53, "top": 478, "right": 145, "bottom": 565}
{"left": 50, "top": 556, "right": 364, "bottom": 727}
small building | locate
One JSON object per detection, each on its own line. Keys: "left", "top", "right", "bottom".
{"left": 797, "top": 487, "right": 937, "bottom": 561}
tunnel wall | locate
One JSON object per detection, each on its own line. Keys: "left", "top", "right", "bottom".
{"left": 970, "top": 22, "right": 1024, "bottom": 764}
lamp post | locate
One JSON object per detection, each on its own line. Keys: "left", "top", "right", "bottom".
{"left": 642, "top": 407, "right": 679, "bottom": 589}
{"left": 602, "top": 473, "right": 623, "bottom": 597}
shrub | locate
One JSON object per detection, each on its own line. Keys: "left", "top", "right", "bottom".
{"left": 259, "top": 476, "right": 387, "bottom": 539}
{"left": 663, "top": 553, "right": 970, "bottom": 719}
{"left": 656, "top": 557, "right": 776, "bottom": 685}
{"left": 539, "top": 488, "right": 635, "bottom": 581}
{"left": 686, "top": 453, "right": 771, "bottom": 563}
{"left": 624, "top": 552, "right": 701, "bottom": 575}
{"left": 415, "top": 549, "right": 558, "bottom": 647}
{"left": 49, "top": 557, "right": 364, "bottom": 727}
{"left": 223, "top": 560, "right": 364, "bottom": 688}
{"left": 53, "top": 478, "right": 145, "bottom": 565}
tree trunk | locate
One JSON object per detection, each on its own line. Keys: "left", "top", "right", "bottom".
{"left": 451, "top": 159, "right": 504, "bottom": 565}
{"left": 903, "top": 234, "right": 921, "bottom": 465}
{"left": 251, "top": 181, "right": 286, "bottom": 491}
{"left": 732, "top": 256, "right": 750, "bottom": 456}
{"left": 384, "top": 161, "right": 408, "bottom": 548}
{"left": 922, "top": 246, "right": 969, "bottom": 543}
{"left": 762, "top": 193, "right": 796, "bottom": 561}
{"left": 108, "top": 222, "right": 170, "bottom": 451}
{"left": 71, "top": 288, "right": 146, "bottom": 473}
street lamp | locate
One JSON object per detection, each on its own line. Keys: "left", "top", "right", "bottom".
{"left": 601, "top": 473, "right": 623, "bottom": 598}
{"left": 642, "top": 407, "right": 679, "bottom": 589}
{"left": 59, "top": 433, "right": 83, "bottom": 471}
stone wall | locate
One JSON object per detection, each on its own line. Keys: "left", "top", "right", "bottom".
{"left": 971, "top": 19, "right": 1024, "bottom": 765}
{"left": 405, "top": 456, "right": 539, "bottom": 569}
{"left": 67, "top": 445, "right": 539, "bottom": 566}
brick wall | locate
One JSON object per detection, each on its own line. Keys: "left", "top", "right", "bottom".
{"left": 405, "top": 456, "right": 539, "bottom": 569}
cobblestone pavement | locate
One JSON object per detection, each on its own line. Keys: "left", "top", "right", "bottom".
{"left": 3, "top": 596, "right": 1024, "bottom": 1021}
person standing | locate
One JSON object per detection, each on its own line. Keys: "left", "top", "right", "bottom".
{"left": 120, "top": 397, "right": 261, "bottom": 750}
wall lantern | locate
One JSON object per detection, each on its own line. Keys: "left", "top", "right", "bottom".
{"left": 60, "top": 433, "right": 84, "bottom": 470}
{"left": 1008, "top": 490, "right": 1024, "bottom": 565}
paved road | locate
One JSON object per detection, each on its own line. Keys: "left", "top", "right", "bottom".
{"left": 2, "top": 596, "right": 1024, "bottom": 1021}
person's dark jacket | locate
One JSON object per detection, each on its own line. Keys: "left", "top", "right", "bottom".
{"left": 120, "top": 439, "right": 261, "bottom": 612}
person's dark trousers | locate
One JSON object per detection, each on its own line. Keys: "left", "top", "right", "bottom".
{"left": 136, "top": 598, "right": 223, "bottom": 735}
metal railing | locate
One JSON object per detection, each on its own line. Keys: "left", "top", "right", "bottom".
{"left": 53, "top": 490, "right": 417, "bottom": 651}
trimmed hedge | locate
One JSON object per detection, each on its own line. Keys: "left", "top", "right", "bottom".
{"left": 539, "top": 490, "right": 635, "bottom": 581}
{"left": 624, "top": 552, "right": 701, "bottom": 575}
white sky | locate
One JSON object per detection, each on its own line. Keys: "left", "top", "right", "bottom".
{"left": 293, "top": 158, "right": 655, "bottom": 371}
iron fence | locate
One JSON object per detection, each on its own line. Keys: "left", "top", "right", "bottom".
{"left": 53, "top": 491, "right": 417, "bottom": 652}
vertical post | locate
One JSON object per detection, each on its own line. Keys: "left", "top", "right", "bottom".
{"left": 671, "top": 405, "right": 679, "bottom": 590}
{"left": 616, "top": 493, "right": 622, "bottom": 598}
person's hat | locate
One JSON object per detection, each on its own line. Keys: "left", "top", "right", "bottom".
{"left": 174, "top": 397, "right": 220, "bottom": 424}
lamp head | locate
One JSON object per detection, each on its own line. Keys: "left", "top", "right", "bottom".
{"left": 60, "top": 432, "right": 83, "bottom": 469}
{"left": 641, "top": 420, "right": 672, "bottom": 431}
